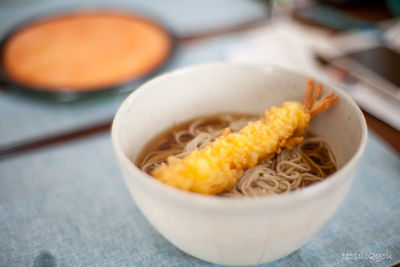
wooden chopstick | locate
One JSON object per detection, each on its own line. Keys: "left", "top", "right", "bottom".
{"left": 0, "top": 119, "right": 112, "bottom": 160}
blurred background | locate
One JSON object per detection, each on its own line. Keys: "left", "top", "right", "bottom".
{"left": 0, "top": 0, "right": 399, "bottom": 156}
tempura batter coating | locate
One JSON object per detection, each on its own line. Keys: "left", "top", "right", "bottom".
{"left": 152, "top": 79, "right": 338, "bottom": 195}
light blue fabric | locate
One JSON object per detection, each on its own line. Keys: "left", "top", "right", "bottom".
{"left": 0, "top": 133, "right": 399, "bottom": 266}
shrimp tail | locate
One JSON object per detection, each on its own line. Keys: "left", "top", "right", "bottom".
{"left": 303, "top": 78, "right": 338, "bottom": 117}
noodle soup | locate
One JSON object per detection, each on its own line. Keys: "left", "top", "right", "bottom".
{"left": 136, "top": 113, "right": 337, "bottom": 197}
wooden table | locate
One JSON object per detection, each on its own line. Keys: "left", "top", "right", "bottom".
{"left": 363, "top": 111, "right": 400, "bottom": 153}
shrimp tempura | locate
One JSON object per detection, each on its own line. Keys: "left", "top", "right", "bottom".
{"left": 152, "top": 79, "right": 338, "bottom": 195}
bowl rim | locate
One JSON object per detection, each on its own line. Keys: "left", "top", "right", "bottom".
{"left": 111, "top": 62, "right": 368, "bottom": 210}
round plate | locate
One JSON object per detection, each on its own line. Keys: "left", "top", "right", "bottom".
{"left": 0, "top": 10, "right": 176, "bottom": 101}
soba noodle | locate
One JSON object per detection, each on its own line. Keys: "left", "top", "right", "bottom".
{"left": 138, "top": 114, "right": 337, "bottom": 197}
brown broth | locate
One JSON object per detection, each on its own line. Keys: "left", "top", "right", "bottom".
{"left": 135, "top": 112, "right": 259, "bottom": 170}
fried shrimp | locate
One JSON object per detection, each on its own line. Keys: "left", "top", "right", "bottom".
{"left": 152, "top": 79, "right": 338, "bottom": 195}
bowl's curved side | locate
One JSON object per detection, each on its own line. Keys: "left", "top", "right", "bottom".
{"left": 121, "top": 162, "right": 358, "bottom": 265}
{"left": 111, "top": 62, "right": 367, "bottom": 266}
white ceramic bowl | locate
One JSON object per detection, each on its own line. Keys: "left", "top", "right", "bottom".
{"left": 112, "top": 63, "right": 367, "bottom": 266}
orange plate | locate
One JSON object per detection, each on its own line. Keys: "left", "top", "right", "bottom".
{"left": 0, "top": 11, "right": 174, "bottom": 97}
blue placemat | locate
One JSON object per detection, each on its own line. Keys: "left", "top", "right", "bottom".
{"left": 0, "top": 132, "right": 399, "bottom": 266}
